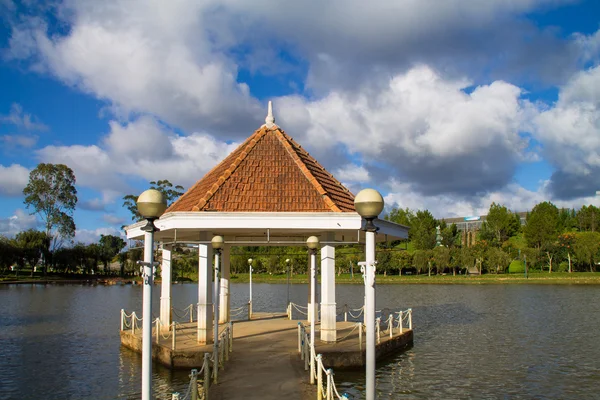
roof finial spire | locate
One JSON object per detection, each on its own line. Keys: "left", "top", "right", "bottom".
{"left": 265, "top": 100, "right": 275, "bottom": 128}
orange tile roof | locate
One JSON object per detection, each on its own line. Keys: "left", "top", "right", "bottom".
{"left": 166, "top": 124, "right": 356, "bottom": 213}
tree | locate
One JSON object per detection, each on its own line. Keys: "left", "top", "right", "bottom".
{"left": 486, "top": 247, "right": 511, "bottom": 273}
{"left": 524, "top": 202, "right": 559, "bottom": 250}
{"left": 13, "top": 230, "right": 49, "bottom": 277}
{"left": 573, "top": 232, "right": 600, "bottom": 272}
{"left": 411, "top": 210, "right": 437, "bottom": 250}
{"left": 412, "top": 250, "right": 430, "bottom": 275}
{"left": 99, "top": 234, "right": 127, "bottom": 273}
{"left": 432, "top": 246, "right": 450, "bottom": 274}
{"left": 385, "top": 207, "right": 414, "bottom": 227}
{"left": 0, "top": 236, "right": 17, "bottom": 273}
{"left": 392, "top": 250, "right": 413, "bottom": 275}
{"left": 577, "top": 205, "right": 599, "bottom": 232}
{"left": 480, "top": 203, "right": 520, "bottom": 247}
{"left": 557, "top": 232, "right": 576, "bottom": 273}
{"left": 123, "top": 179, "right": 185, "bottom": 221}
{"left": 23, "top": 163, "right": 77, "bottom": 253}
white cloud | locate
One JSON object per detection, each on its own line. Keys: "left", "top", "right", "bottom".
{"left": 385, "top": 180, "right": 600, "bottom": 220}
{"left": 0, "top": 208, "right": 39, "bottom": 237}
{"left": 533, "top": 65, "right": 600, "bottom": 199}
{"left": 74, "top": 227, "right": 124, "bottom": 244}
{"left": 278, "top": 65, "right": 532, "bottom": 196}
{"left": 1, "top": 134, "right": 39, "bottom": 148}
{"left": 0, "top": 164, "right": 30, "bottom": 196}
{"left": 102, "top": 214, "right": 125, "bottom": 225}
{"left": 0, "top": 103, "right": 48, "bottom": 131}
{"left": 36, "top": 116, "right": 239, "bottom": 197}
{"left": 9, "top": 0, "right": 261, "bottom": 134}
{"left": 334, "top": 164, "right": 370, "bottom": 184}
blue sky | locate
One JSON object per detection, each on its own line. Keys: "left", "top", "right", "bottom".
{"left": 1, "top": 0, "right": 600, "bottom": 243}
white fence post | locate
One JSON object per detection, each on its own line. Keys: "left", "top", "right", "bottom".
{"left": 399, "top": 311, "right": 403, "bottom": 334}
{"left": 409, "top": 308, "right": 413, "bottom": 330}
{"left": 120, "top": 309, "right": 125, "bottom": 331}
{"left": 317, "top": 354, "right": 323, "bottom": 398}
{"left": 172, "top": 322, "right": 176, "bottom": 350}
{"left": 359, "top": 323, "right": 363, "bottom": 351}
{"left": 156, "top": 319, "right": 160, "bottom": 344}
{"left": 132, "top": 312, "right": 136, "bottom": 335}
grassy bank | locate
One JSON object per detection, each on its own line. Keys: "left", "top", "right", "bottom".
{"left": 226, "top": 272, "right": 600, "bottom": 285}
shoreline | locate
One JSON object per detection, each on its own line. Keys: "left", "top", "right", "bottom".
{"left": 3, "top": 272, "right": 599, "bottom": 285}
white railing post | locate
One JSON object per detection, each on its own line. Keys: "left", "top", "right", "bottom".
{"left": 326, "top": 369, "right": 332, "bottom": 400}
{"left": 344, "top": 304, "right": 348, "bottom": 322}
{"left": 156, "top": 319, "right": 160, "bottom": 344}
{"left": 317, "top": 355, "right": 323, "bottom": 398}
{"left": 121, "top": 309, "right": 125, "bottom": 331}
{"left": 190, "top": 304, "right": 194, "bottom": 323}
{"left": 409, "top": 308, "right": 413, "bottom": 330}
{"left": 172, "top": 323, "right": 176, "bottom": 350}
{"left": 229, "top": 322, "right": 233, "bottom": 353}
{"left": 389, "top": 315, "right": 393, "bottom": 339}
{"left": 399, "top": 311, "right": 403, "bottom": 334}
{"left": 359, "top": 323, "right": 363, "bottom": 351}
{"left": 298, "top": 323, "right": 302, "bottom": 353}
{"left": 132, "top": 312, "right": 136, "bottom": 335}
{"left": 376, "top": 317, "right": 381, "bottom": 344}
{"left": 190, "top": 369, "right": 199, "bottom": 400}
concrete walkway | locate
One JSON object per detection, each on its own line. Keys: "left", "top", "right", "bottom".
{"left": 209, "top": 316, "right": 315, "bottom": 400}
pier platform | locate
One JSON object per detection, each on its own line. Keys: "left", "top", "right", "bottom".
{"left": 120, "top": 314, "right": 413, "bottom": 399}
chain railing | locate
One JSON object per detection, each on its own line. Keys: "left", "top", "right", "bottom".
{"left": 172, "top": 322, "right": 234, "bottom": 400}
{"left": 298, "top": 322, "right": 349, "bottom": 400}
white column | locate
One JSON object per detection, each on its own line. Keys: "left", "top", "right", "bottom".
{"left": 365, "top": 230, "right": 376, "bottom": 400}
{"left": 197, "top": 233, "right": 213, "bottom": 344}
{"left": 219, "top": 245, "right": 231, "bottom": 323}
{"left": 142, "top": 230, "right": 154, "bottom": 400}
{"left": 320, "top": 234, "right": 336, "bottom": 342}
{"left": 159, "top": 244, "right": 173, "bottom": 333}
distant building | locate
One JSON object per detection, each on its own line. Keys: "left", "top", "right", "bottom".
{"left": 441, "top": 212, "right": 527, "bottom": 247}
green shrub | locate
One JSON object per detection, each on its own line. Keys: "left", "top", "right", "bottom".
{"left": 557, "top": 262, "right": 569, "bottom": 273}
{"left": 508, "top": 260, "right": 524, "bottom": 273}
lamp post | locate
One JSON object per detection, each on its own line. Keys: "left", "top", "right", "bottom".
{"left": 355, "top": 188, "right": 384, "bottom": 400}
{"left": 247, "top": 258, "right": 253, "bottom": 319}
{"left": 306, "top": 235, "right": 319, "bottom": 384}
{"left": 136, "top": 189, "right": 167, "bottom": 400}
{"left": 285, "top": 258, "right": 291, "bottom": 307}
{"left": 212, "top": 235, "right": 224, "bottom": 381}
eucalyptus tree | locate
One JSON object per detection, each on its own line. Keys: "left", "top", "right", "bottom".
{"left": 98, "top": 234, "right": 126, "bottom": 273}
{"left": 23, "top": 163, "right": 77, "bottom": 252}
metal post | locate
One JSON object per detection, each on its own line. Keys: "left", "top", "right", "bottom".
{"left": 120, "top": 309, "right": 124, "bottom": 331}
{"left": 213, "top": 251, "right": 220, "bottom": 383}
{"left": 287, "top": 261, "right": 290, "bottom": 308}
{"left": 310, "top": 248, "right": 316, "bottom": 385}
{"left": 142, "top": 229, "right": 155, "bottom": 400}
{"left": 298, "top": 323, "right": 302, "bottom": 353}
{"left": 132, "top": 312, "right": 136, "bottom": 335}
{"left": 364, "top": 229, "right": 376, "bottom": 400}
{"left": 408, "top": 309, "right": 413, "bottom": 330}
{"left": 249, "top": 264, "right": 253, "bottom": 320}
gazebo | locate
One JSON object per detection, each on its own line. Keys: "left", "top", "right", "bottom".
{"left": 125, "top": 102, "right": 409, "bottom": 344}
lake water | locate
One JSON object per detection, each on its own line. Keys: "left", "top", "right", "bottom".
{"left": 1, "top": 283, "right": 599, "bottom": 399}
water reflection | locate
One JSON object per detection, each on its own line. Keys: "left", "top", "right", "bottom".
{"left": 1, "top": 283, "right": 599, "bottom": 399}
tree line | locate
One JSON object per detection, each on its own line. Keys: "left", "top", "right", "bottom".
{"left": 382, "top": 202, "right": 600, "bottom": 275}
